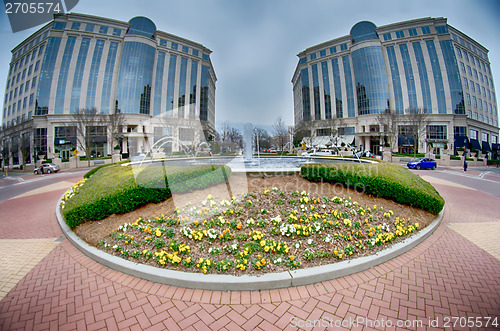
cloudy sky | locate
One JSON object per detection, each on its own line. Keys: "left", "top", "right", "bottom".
{"left": 0, "top": 0, "right": 499, "bottom": 128}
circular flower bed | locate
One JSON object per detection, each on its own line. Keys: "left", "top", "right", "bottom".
{"left": 95, "top": 187, "right": 421, "bottom": 275}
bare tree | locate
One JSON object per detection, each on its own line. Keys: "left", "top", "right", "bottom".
{"left": 72, "top": 108, "right": 105, "bottom": 167}
{"left": 253, "top": 127, "right": 271, "bottom": 152}
{"left": 376, "top": 108, "right": 399, "bottom": 152}
{"left": 20, "top": 132, "right": 31, "bottom": 168}
{"left": 272, "top": 116, "right": 289, "bottom": 152}
{"left": 1, "top": 138, "right": 9, "bottom": 175}
{"left": 218, "top": 122, "right": 242, "bottom": 153}
{"left": 404, "top": 107, "right": 431, "bottom": 158}
{"left": 106, "top": 110, "right": 125, "bottom": 151}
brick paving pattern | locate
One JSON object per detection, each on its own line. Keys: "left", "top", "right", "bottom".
{"left": 0, "top": 170, "right": 499, "bottom": 330}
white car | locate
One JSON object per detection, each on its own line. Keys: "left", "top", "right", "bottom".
{"left": 303, "top": 149, "right": 336, "bottom": 157}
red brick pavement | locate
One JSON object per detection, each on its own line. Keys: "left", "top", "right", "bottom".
{"left": 1, "top": 176, "right": 500, "bottom": 330}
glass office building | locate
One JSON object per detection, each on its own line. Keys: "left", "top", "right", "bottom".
{"left": 1, "top": 13, "right": 216, "bottom": 164}
{"left": 292, "top": 17, "right": 499, "bottom": 156}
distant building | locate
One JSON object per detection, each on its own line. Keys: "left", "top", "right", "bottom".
{"left": 1, "top": 13, "right": 216, "bottom": 166}
{"left": 292, "top": 17, "right": 499, "bottom": 156}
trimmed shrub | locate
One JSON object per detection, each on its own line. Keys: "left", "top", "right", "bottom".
{"left": 83, "top": 160, "right": 130, "bottom": 179}
{"left": 63, "top": 163, "right": 231, "bottom": 228}
{"left": 301, "top": 162, "right": 444, "bottom": 215}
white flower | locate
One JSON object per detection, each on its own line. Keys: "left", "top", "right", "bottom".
{"left": 295, "top": 242, "right": 300, "bottom": 249}
{"left": 307, "top": 238, "right": 313, "bottom": 245}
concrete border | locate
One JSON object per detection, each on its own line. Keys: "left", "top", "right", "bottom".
{"left": 57, "top": 195, "right": 444, "bottom": 291}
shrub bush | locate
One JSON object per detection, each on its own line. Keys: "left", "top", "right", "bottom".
{"left": 63, "top": 163, "right": 231, "bottom": 228}
{"left": 301, "top": 162, "right": 444, "bottom": 215}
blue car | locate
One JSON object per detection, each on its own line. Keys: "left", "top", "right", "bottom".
{"left": 407, "top": 157, "right": 437, "bottom": 170}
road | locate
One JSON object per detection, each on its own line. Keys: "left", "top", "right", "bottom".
{"left": 0, "top": 165, "right": 499, "bottom": 330}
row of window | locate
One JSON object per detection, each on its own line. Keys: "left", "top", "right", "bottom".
{"left": 467, "top": 110, "right": 497, "bottom": 126}
{"left": 462, "top": 76, "right": 495, "bottom": 101}
{"left": 157, "top": 39, "right": 209, "bottom": 61}
{"left": 4, "top": 92, "right": 36, "bottom": 118}
{"left": 382, "top": 25, "right": 442, "bottom": 42}
{"left": 464, "top": 93, "right": 496, "bottom": 113}
{"left": 300, "top": 43, "right": 349, "bottom": 64}
{"left": 11, "top": 30, "right": 49, "bottom": 62}
{"left": 451, "top": 33, "right": 488, "bottom": 61}
{"left": 5, "top": 77, "right": 38, "bottom": 108}
{"left": 53, "top": 21, "right": 123, "bottom": 37}
{"left": 9, "top": 44, "right": 44, "bottom": 77}
{"left": 2, "top": 111, "right": 33, "bottom": 129}
{"left": 455, "top": 47, "right": 490, "bottom": 73}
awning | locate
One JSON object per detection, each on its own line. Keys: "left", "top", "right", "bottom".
{"left": 454, "top": 135, "right": 468, "bottom": 148}
{"left": 492, "top": 143, "right": 500, "bottom": 151}
{"left": 482, "top": 141, "right": 492, "bottom": 153}
{"left": 470, "top": 139, "right": 482, "bottom": 150}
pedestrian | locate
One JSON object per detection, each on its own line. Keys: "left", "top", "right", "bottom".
{"left": 463, "top": 160, "right": 468, "bottom": 172}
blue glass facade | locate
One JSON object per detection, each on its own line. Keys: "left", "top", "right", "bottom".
{"left": 440, "top": 40, "right": 465, "bottom": 114}
{"left": 342, "top": 56, "right": 355, "bottom": 117}
{"left": 331, "top": 58, "right": 342, "bottom": 118}
{"left": 153, "top": 52, "right": 165, "bottom": 116}
{"left": 321, "top": 61, "right": 331, "bottom": 119}
{"left": 178, "top": 57, "right": 188, "bottom": 117}
{"left": 70, "top": 38, "right": 91, "bottom": 113}
{"left": 36, "top": 37, "right": 61, "bottom": 115}
{"left": 100, "top": 42, "right": 119, "bottom": 114}
{"left": 166, "top": 54, "right": 177, "bottom": 117}
{"left": 189, "top": 61, "right": 198, "bottom": 111}
{"left": 116, "top": 42, "right": 155, "bottom": 114}
{"left": 399, "top": 44, "right": 418, "bottom": 109}
{"left": 86, "top": 39, "right": 105, "bottom": 110}
{"left": 311, "top": 64, "right": 321, "bottom": 120}
{"left": 200, "top": 65, "right": 209, "bottom": 121}
{"left": 426, "top": 40, "right": 446, "bottom": 114}
{"left": 386, "top": 46, "right": 403, "bottom": 114}
{"left": 300, "top": 68, "right": 311, "bottom": 121}
{"left": 412, "top": 42, "right": 432, "bottom": 113}
{"left": 352, "top": 46, "right": 389, "bottom": 115}
{"left": 54, "top": 36, "right": 76, "bottom": 114}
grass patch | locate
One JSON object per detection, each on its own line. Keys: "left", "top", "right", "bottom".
{"left": 301, "top": 162, "right": 444, "bottom": 215}
{"left": 62, "top": 163, "right": 231, "bottom": 228}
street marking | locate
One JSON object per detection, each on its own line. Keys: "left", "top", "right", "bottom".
{"left": 449, "top": 222, "right": 500, "bottom": 261}
{"left": 437, "top": 170, "right": 500, "bottom": 184}
{"left": 0, "top": 238, "right": 60, "bottom": 301}
{"left": 420, "top": 175, "right": 476, "bottom": 190}
{"left": 9, "top": 181, "right": 76, "bottom": 200}
{"left": 17, "top": 178, "right": 24, "bottom": 183}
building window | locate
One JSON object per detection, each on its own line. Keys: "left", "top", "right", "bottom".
{"left": 421, "top": 26, "right": 431, "bottom": 34}
{"left": 330, "top": 46, "right": 337, "bottom": 54}
{"left": 320, "top": 49, "right": 326, "bottom": 57}
{"left": 427, "top": 125, "right": 447, "bottom": 140}
{"left": 455, "top": 47, "right": 462, "bottom": 58}
{"left": 53, "top": 22, "right": 66, "bottom": 30}
{"left": 179, "top": 128, "right": 194, "bottom": 142}
{"left": 463, "top": 77, "right": 468, "bottom": 88}
{"left": 464, "top": 52, "right": 469, "bottom": 62}
{"left": 71, "top": 22, "right": 81, "bottom": 30}
{"left": 171, "top": 42, "right": 178, "bottom": 50}
{"left": 473, "top": 69, "right": 478, "bottom": 79}
{"left": 472, "top": 96, "right": 477, "bottom": 107}
{"left": 310, "top": 53, "right": 316, "bottom": 60}
{"left": 454, "top": 126, "right": 466, "bottom": 136}
{"left": 159, "top": 39, "right": 167, "bottom": 47}
{"left": 85, "top": 24, "right": 95, "bottom": 32}
{"left": 299, "top": 57, "right": 306, "bottom": 65}
{"left": 435, "top": 26, "right": 448, "bottom": 34}
{"left": 467, "top": 65, "right": 472, "bottom": 76}
{"left": 480, "top": 114, "right": 484, "bottom": 122}
{"left": 460, "top": 62, "right": 465, "bottom": 72}
{"left": 383, "top": 33, "right": 392, "bottom": 41}
{"left": 112, "top": 28, "right": 121, "bottom": 37}
{"left": 202, "top": 53, "right": 209, "bottom": 61}
{"left": 182, "top": 45, "right": 189, "bottom": 53}
{"left": 467, "top": 110, "right": 472, "bottom": 118}
{"left": 192, "top": 49, "right": 199, "bottom": 57}
{"left": 340, "top": 43, "right": 348, "bottom": 51}
{"left": 481, "top": 132, "right": 489, "bottom": 142}
{"left": 396, "top": 30, "right": 405, "bottom": 38}
{"left": 409, "top": 28, "right": 418, "bottom": 36}
{"left": 474, "top": 112, "right": 478, "bottom": 120}
{"left": 99, "top": 26, "right": 108, "bottom": 34}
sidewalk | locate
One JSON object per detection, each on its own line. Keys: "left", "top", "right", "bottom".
{"left": 0, "top": 173, "right": 499, "bottom": 330}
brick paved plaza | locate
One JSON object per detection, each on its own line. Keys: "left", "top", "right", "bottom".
{"left": 0, "top": 169, "right": 499, "bottom": 330}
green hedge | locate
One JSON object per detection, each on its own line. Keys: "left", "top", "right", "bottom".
{"left": 301, "top": 162, "right": 444, "bottom": 215}
{"left": 63, "top": 163, "right": 231, "bottom": 228}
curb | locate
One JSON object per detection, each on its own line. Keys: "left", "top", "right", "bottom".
{"left": 57, "top": 195, "right": 444, "bottom": 291}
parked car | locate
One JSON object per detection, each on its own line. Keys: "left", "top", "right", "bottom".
{"left": 407, "top": 157, "right": 437, "bottom": 170}
{"left": 353, "top": 150, "right": 375, "bottom": 158}
{"left": 303, "top": 149, "right": 336, "bottom": 157}
{"left": 34, "top": 163, "right": 60, "bottom": 174}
